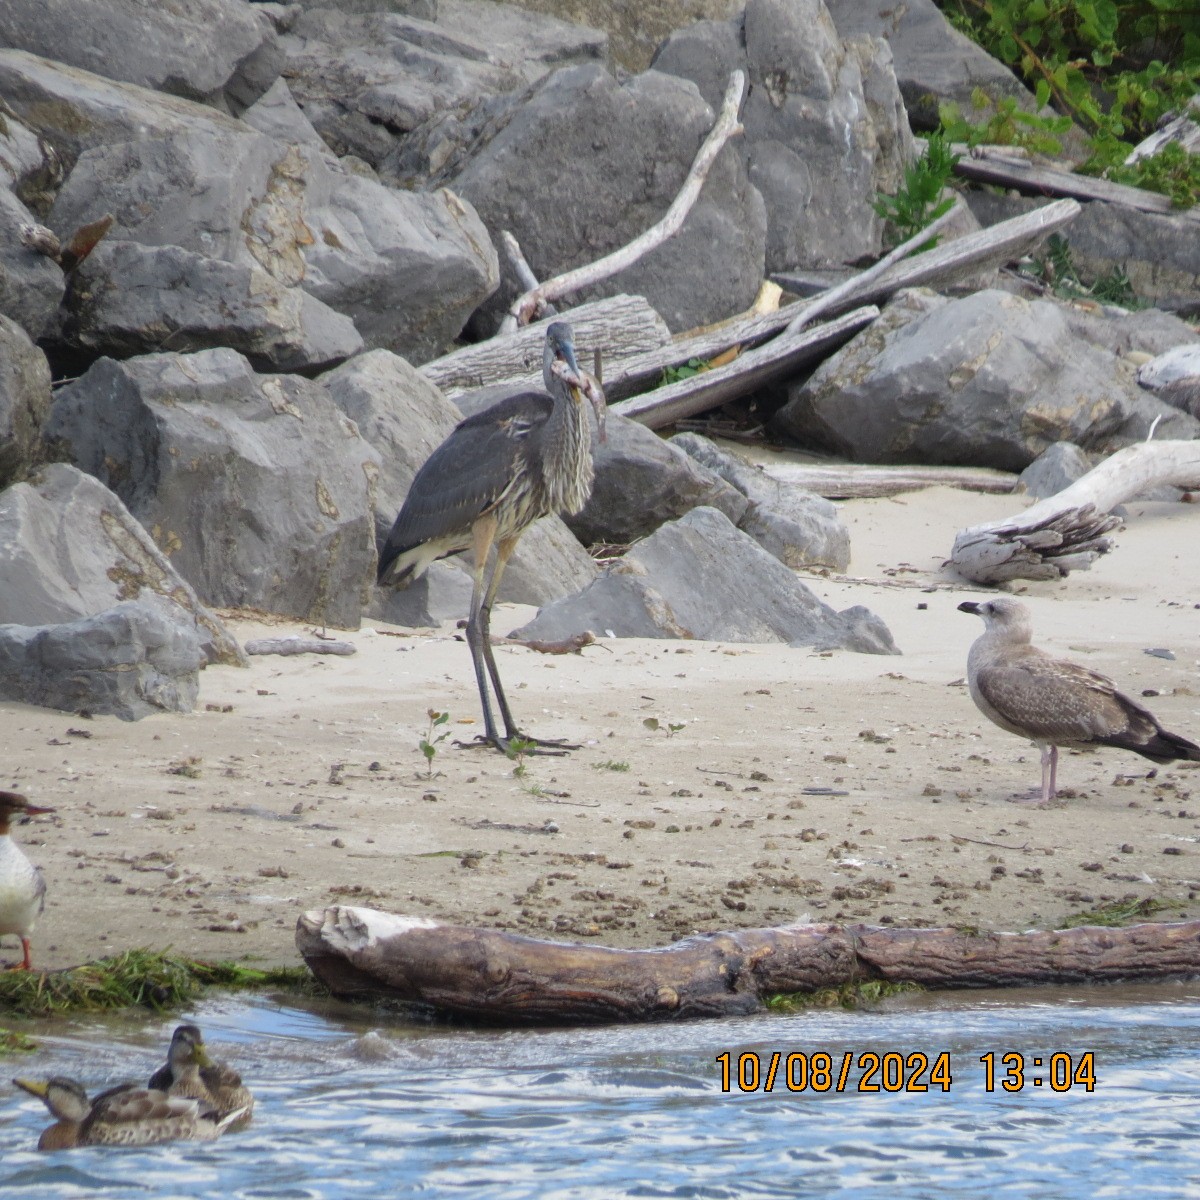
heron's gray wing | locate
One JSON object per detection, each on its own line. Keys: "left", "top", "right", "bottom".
{"left": 975, "top": 653, "right": 1144, "bottom": 744}
{"left": 383, "top": 392, "right": 552, "bottom": 555}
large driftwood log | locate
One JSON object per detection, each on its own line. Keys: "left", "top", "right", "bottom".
{"left": 610, "top": 307, "right": 878, "bottom": 429}
{"left": 421, "top": 295, "right": 672, "bottom": 397}
{"left": 297, "top": 906, "right": 1200, "bottom": 1024}
{"left": 503, "top": 71, "right": 747, "bottom": 330}
{"left": 776, "top": 197, "right": 1081, "bottom": 316}
{"left": 951, "top": 440, "right": 1200, "bottom": 584}
{"left": 952, "top": 145, "right": 1200, "bottom": 224}
{"left": 761, "top": 461, "right": 1018, "bottom": 500}
{"left": 600, "top": 198, "right": 1078, "bottom": 407}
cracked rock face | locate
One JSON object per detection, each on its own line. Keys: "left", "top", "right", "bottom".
{"left": 774, "top": 289, "right": 1200, "bottom": 471}
{"left": 0, "top": 463, "right": 244, "bottom": 666}
{"left": 44, "top": 349, "right": 382, "bottom": 629}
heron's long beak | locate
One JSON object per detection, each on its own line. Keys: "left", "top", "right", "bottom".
{"left": 13, "top": 1078, "right": 49, "bottom": 1098}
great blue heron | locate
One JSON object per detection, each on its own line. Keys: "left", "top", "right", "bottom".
{"left": 378, "top": 321, "right": 606, "bottom": 754}
{"left": 959, "top": 597, "right": 1200, "bottom": 804}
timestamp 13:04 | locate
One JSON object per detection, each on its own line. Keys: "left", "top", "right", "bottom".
{"left": 715, "top": 1051, "right": 1096, "bottom": 1093}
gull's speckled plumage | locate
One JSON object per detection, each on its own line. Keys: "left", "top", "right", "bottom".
{"left": 959, "top": 597, "right": 1200, "bottom": 804}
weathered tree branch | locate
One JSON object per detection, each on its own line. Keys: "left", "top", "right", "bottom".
{"left": 951, "top": 440, "right": 1200, "bottom": 585}
{"left": 784, "top": 200, "right": 968, "bottom": 336}
{"left": 761, "top": 461, "right": 1018, "bottom": 500}
{"left": 952, "top": 144, "right": 1200, "bottom": 224}
{"left": 610, "top": 306, "right": 878, "bottom": 429}
{"left": 297, "top": 906, "right": 1200, "bottom": 1024}
{"left": 505, "top": 70, "right": 747, "bottom": 329}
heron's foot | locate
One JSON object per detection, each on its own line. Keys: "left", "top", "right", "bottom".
{"left": 453, "top": 733, "right": 576, "bottom": 756}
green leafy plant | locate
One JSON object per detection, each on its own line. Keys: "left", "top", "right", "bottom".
{"left": 660, "top": 357, "right": 710, "bottom": 387}
{"left": 505, "top": 735, "right": 536, "bottom": 777}
{"left": 1023, "top": 233, "right": 1142, "bottom": 306}
{"left": 872, "top": 132, "right": 961, "bottom": 246}
{"left": 419, "top": 709, "right": 451, "bottom": 777}
{"left": 642, "top": 717, "right": 687, "bottom": 737}
{"left": 934, "top": 1, "right": 1200, "bottom": 205}
{"left": 939, "top": 90, "right": 1073, "bottom": 154}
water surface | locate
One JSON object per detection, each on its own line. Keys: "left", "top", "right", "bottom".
{"left": 4, "top": 982, "right": 1199, "bottom": 1198}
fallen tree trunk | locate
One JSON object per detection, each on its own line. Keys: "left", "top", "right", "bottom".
{"left": 421, "top": 295, "right": 672, "bottom": 397}
{"left": 761, "top": 461, "right": 1017, "bottom": 500}
{"left": 296, "top": 905, "right": 1200, "bottom": 1024}
{"left": 951, "top": 440, "right": 1200, "bottom": 584}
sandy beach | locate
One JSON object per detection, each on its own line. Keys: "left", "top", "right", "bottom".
{"left": 4, "top": 483, "right": 1200, "bottom": 972}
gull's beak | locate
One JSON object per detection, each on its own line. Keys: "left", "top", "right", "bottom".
{"left": 957, "top": 601, "right": 981, "bottom": 615}
{"left": 13, "top": 1078, "right": 49, "bottom": 1099}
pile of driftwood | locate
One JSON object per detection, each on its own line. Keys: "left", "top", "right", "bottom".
{"left": 297, "top": 906, "right": 1200, "bottom": 1024}
{"left": 418, "top": 70, "right": 1200, "bottom": 589}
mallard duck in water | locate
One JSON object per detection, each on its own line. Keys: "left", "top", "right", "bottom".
{"left": 148, "top": 1024, "right": 254, "bottom": 1131}
{"left": 13, "top": 1076, "right": 245, "bottom": 1149}
{"left": 0, "top": 790, "right": 54, "bottom": 970}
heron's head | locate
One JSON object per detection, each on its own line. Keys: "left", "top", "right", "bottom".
{"left": 14, "top": 1077, "right": 91, "bottom": 1121}
{"left": 543, "top": 321, "right": 607, "bottom": 443}
{"left": 168, "top": 1024, "right": 213, "bottom": 1070}
{"left": 957, "top": 597, "right": 1033, "bottom": 642}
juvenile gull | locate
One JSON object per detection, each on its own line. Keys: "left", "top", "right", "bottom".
{"left": 958, "top": 597, "right": 1200, "bottom": 804}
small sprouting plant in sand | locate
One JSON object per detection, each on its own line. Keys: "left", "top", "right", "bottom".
{"left": 166, "top": 756, "right": 202, "bottom": 779}
{"left": 643, "top": 717, "right": 686, "bottom": 737}
{"left": 419, "top": 709, "right": 451, "bottom": 777}
{"left": 506, "top": 736, "right": 536, "bottom": 778}
{"left": 592, "top": 760, "right": 630, "bottom": 772}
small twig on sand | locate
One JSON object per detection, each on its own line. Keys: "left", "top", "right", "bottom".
{"left": 505, "top": 70, "right": 747, "bottom": 329}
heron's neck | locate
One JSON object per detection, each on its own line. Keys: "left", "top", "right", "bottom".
{"left": 543, "top": 387, "right": 594, "bottom": 515}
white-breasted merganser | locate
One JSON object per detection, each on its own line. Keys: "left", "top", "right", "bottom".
{"left": 0, "top": 790, "right": 54, "bottom": 970}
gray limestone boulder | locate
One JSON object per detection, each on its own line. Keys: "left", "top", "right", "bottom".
{"left": 0, "top": 0, "right": 282, "bottom": 113}
{"left": 0, "top": 189, "right": 63, "bottom": 338}
{"left": 0, "top": 596, "right": 205, "bottom": 720}
{"left": 282, "top": 2, "right": 605, "bottom": 168}
{"left": 1137, "top": 345, "right": 1200, "bottom": 391}
{"left": 62, "top": 240, "right": 363, "bottom": 372}
{"left": 322, "top": 350, "right": 597, "bottom": 615}
{"left": 652, "top": 0, "right": 914, "bottom": 275}
{"left": 1015, "top": 443, "right": 1093, "bottom": 499}
{"left": 0, "top": 316, "right": 51, "bottom": 489}
{"left": 566, "top": 413, "right": 750, "bottom": 546}
{"left": 44, "top": 349, "right": 381, "bottom": 628}
{"left": 0, "top": 463, "right": 244, "bottom": 665}
{"left": 823, "top": 0, "right": 1051, "bottom": 132}
{"left": 671, "top": 432, "right": 850, "bottom": 570}
{"left": 0, "top": 52, "right": 497, "bottom": 361}
{"left": 774, "top": 289, "right": 1200, "bottom": 472}
{"left": 449, "top": 62, "right": 766, "bottom": 334}
{"left": 513, "top": 506, "right": 897, "bottom": 653}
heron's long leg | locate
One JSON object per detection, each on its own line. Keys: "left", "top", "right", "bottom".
{"left": 464, "top": 515, "right": 505, "bottom": 748}
{"left": 478, "top": 534, "right": 576, "bottom": 755}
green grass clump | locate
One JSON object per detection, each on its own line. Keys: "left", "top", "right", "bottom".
{"left": 1060, "top": 895, "right": 1172, "bottom": 928}
{"left": 0, "top": 949, "right": 317, "bottom": 1018}
{"left": 765, "top": 979, "right": 923, "bottom": 1012}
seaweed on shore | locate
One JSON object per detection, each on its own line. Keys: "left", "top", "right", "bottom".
{"left": 0, "top": 949, "right": 319, "bottom": 1019}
